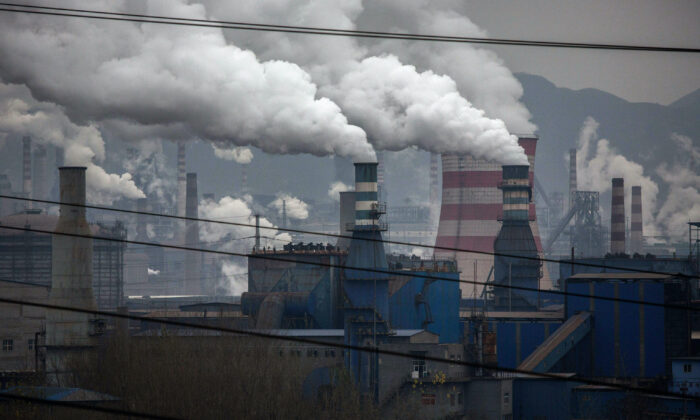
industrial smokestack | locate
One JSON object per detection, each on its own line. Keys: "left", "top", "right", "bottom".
{"left": 630, "top": 186, "right": 643, "bottom": 254}
{"left": 184, "top": 172, "right": 200, "bottom": 294}
{"left": 241, "top": 165, "right": 248, "bottom": 193}
{"left": 281, "top": 199, "right": 288, "bottom": 229}
{"left": 610, "top": 178, "right": 626, "bottom": 254}
{"left": 32, "top": 144, "right": 48, "bottom": 206}
{"left": 176, "top": 142, "right": 186, "bottom": 218}
{"left": 435, "top": 137, "right": 548, "bottom": 294}
{"left": 46, "top": 167, "right": 97, "bottom": 357}
{"left": 337, "top": 191, "right": 355, "bottom": 249}
{"left": 22, "top": 136, "right": 32, "bottom": 209}
{"left": 135, "top": 198, "right": 148, "bottom": 242}
{"left": 569, "top": 148, "right": 577, "bottom": 209}
{"left": 429, "top": 153, "right": 439, "bottom": 224}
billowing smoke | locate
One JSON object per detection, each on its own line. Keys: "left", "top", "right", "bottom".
{"left": 147, "top": 268, "right": 160, "bottom": 276}
{"left": 198, "top": 195, "right": 291, "bottom": 295}
{"left": 324, "top": 55, "right": 526, "bottom": 164}
{"left": 123, "top": 140, "right": 176, "bottom": 206}
{"left": 212, "top": 145, "right": 254, "bottom": 164}
{"left": 211, "top": 0, "right": 532, "bottom": 162}
{"left": 655, "top": 133, "right": 700, "bottom": 239}
{"left": 269, "top": 194, "right": 309, "bottom": 220}
{"left": 575, "top": 117, "right": 659, "bottom": 235}
{"left": 0, "top": 82, "right": 144, "bottom": 204}
{"left": 327, "top": 180, "right": 353, "bottom": 202}
{"left": 0, "top": 0, "right": 375, "bottom": 161}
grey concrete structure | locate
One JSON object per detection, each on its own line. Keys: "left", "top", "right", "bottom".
{"left": 610, "top": 178, "right": 626, "bottom": 254}
{"left": 184, "top": 172, "right": 201, "bottom": 294}
{"left": 176, "top": 142, "right": 186, "bottom": 219}
{"left": 630, "top": 186, "right": 643, "bottom": 254}
{"left": 0, "top": 278, "right": 48, "bottom": 372}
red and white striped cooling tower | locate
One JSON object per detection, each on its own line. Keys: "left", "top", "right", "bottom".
{"left": 434, "top": 137, "right": 550, "bottom": 295}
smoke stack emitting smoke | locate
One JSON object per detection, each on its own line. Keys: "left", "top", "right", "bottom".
{"left": 22, "top": 136, "right": 31, "bottom": 209}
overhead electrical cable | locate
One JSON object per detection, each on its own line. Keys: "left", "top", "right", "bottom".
{"left": 1, "top": 294, "right": 698, "bottom": 403}
{"left": 0, "top": 3, "right": 698, "bottom": 53}
{"left": 0, "top": 224, "right": 697, "bottom": 313}
{"left": 1, "top": 194, "right": 697, "bottom": 280}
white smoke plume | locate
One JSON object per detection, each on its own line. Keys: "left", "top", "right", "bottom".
{"left": 655, "top": 133, "right": 700, "bottom": 239}
{"left": 220, "top": 261, "right": 248, "bottom": 296}
{"left": 269, "top": 194, "right": 309, "bottom": 220}
{"left": 211, "top": 0, "right": 532, "bottom": 161}
{"left": 327, "top": 180, "right": 353, "bottom": 202}
{"left": 147, "top": 268, "right": 160, "bottom": 276}
{"left": 0, "top": 0, "right": 375, "bottom": 161}
{"left": 0, "top": 82, "right": 144, "bottom": 204}
{"left": 198, "top": 195, "right": 291, "bottom": 295}
{"left": 324, "top": 56, "right": 526, "bottom": 164}
{"left": 575, "top": 117, "right": 659, "bottom": 235}
{"left": 123, "top": 140, "right": 176, "bottom": 207}
{"left": 212, "top": 145, "right": 254, "bottom": 164}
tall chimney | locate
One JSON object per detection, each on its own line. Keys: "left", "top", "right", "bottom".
{"left": 610, "top": 178, "right": 626, "bottom": 254}
{"left": 32, "top": 144, "right": 48, "bottom": 205}
{"left": 377, "top": 151, "right": 386, "bottom": 203}
{"left": 184, "top": 173, "right": 200, "bottom": 294}
{"left": 281, "top": 199, "right": 288, "bottom": 229}
{"left": 46, "top": 167, "right": 97, "bottom": 351}
{"left": 22, "top": 136, "right": 32, "bottom": 209}
{"left": 630, "top": 186, "right": 643, "bottom": 254}
{"left": 254, "top": 214, "right": 261, "bottom": 251}
{"left": 241, "top": 165, "right": 248, "bottom": 193}
{"left": 176, "top": 143, "right": 186, "bottom": 218}
{"left": 569, "top": 148, "right": 577, "bottom": 209}
{"left": 429, "top": 153, "right": 440, "bottom": 224}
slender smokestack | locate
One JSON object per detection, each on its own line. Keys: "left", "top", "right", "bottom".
{"left": 184, "top": 173, "right": 200, "bottom": 293}
{"left": 630, "top": 186, "right": 643, "bottom": 254}
{"left": 610, "top": 178, "right": 626, "bottom": 254}
{"left": 47, "top": 167, "right": 96, "bottom": 349}
{"left": 254, "top": 214, "right": 260, "bottom": 251}
{"left": 22, "top": 136, "right": 32, "bottom": 209}
{"left": 176, "top": 143, "right": 186, "bottom": 218}
{"left": 135, "top": 198, "right": 148, "bottom": 241}
{"left": 281, "top": 199, "right": 288, "bottom": 229}
{"left": 32, "top": 144, "right": 48, "bottom": 205}
{"left": 569, "top": 148, "right": 577, "bottom": 209}
{"left": 354, "top": 162, "right": 380, "bottom": 229}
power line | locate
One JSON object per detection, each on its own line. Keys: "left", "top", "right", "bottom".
{"left": 0, "top": 391, "right": 179, "bottom": 419}
{"left": 0, "top": 224, "right": 697, "bottom": 313}
{"left": 0, "top": 3, "right": 697, "bottom": 53}
{"left": 1, "top": 295, "right": 697, "bottom": 403}
{"left": 2, "top": 195, "right": 696, "bottom": 280}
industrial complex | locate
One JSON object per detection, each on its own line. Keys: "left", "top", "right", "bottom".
{"left": 0, "top": 132, "right": 698, "bottom": 419}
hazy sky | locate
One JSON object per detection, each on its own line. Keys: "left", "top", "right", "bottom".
{"left": 459, "top": 0, "right": 700, "bottom": 104}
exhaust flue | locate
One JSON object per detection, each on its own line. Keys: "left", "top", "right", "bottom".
{"left": 47, "top": 167, "right": 97, "bottom": 348}
{"left": 176, "top": 143, "right": 186, "bottom": 218}
{"left": 184, "top": 172, "right": 201, "bottom": 294}
{"left": 610, "top": 178, "right": 626, "bottom": 254}
{"left": 22, "top": 136, "right": 32, "bottom": 209}
{"left": 630, "top": 186, "right": 643, "bottom": 254}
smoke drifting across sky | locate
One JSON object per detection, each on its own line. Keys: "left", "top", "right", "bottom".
{"left": 0, "top": 0, "right": 534, "bottom": 165}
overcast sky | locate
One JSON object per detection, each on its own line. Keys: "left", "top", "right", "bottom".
{"left": 459, "top": 0, "right": 700, "bottom": 104}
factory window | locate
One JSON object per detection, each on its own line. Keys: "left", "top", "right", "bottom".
{"left": 685, "top": 364, "right": 693, "bottom": 373}
{"left": 412, "top": 352, "right": 427, "bottom": 378}
{"left": 2, "top": 339, "right": 12, "bottom": 352}
{"left": 28, "top": 339, "right": 34, "bottom": 350}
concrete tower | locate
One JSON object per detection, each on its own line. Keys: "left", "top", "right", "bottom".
{"left": 429, "top": 152, "right": 440, "bottom": 226}
{"left": 610, "top": 178, "right": 626, "bottom": 254}
{"left": 434, "top": 136, "right": 549, "bottom": 294}
{"left": 46, "top": 167, "right": 98, "bottom": 379}
{"left": 630, "top": 186, "right": 643, "bottom": 254}
{"left": 22, "top": 136, "right": 32, "bottom": 209}
{"left": 184, "top": 173, "right": 201, "bottom": 294}
{"left": 176, "top": 142, "right": 186, "bottom": 218}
